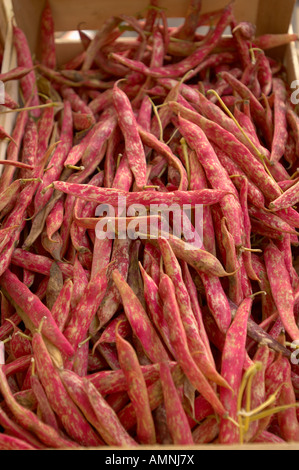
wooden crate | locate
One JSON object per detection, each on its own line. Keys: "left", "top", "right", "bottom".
{"left": 0, "top": 0, "right": 18, "bottom": 174}
{"left": 2, "top": 0, "right": 299, "bottom": 67}
{"left": 0, "top": 0, "right": 299, "bottom": 450}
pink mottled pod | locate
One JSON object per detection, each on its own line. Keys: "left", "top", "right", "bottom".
{"left": 116, "top": 330, "right": 156, "bottom": 445}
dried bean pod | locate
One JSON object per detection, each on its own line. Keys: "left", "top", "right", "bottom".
{"left": 13, "top": 25, "right": 40, "bottom": 117}
{"left": 0, "top": 365, "right": 78, "bottom": 448}
{"left": 219, "top": 296, "right": 255, "bottom": 444}
{"left": 112, "top": 82, "right": 147, "bottom": 189}
{"left": 30, "top": 372, "right": 59, "bottom": 432}
{"left": 40, "top": 0, "right": 56, "bottom": 70}
{"left": 264, "top": 242, "right": 299, "bottom": 342}
{"left": 84, "top": 379, "right": 138, "bottom": 447}
{"left": 63, "top": 267, "right": 107, "bottom": 352}
{"left": 116, "top": 331, "right": 156, "bottom": 445}
{"left": 0, "top": 269, "right": 74, "bottom": 357}
{"left": 159, "top": 362, "right": 194, "bottom": 445}
{"left": 270, "top": 78, "right": 288, "bottom": 163}
{"left": 159, "top": 272, "right": 227, "bottom": 417}
{"left": 32, "top": 328, "right": 102, "bottom": 446}
{"left": 112, "top": 269, "right": 170, "bottom": 363}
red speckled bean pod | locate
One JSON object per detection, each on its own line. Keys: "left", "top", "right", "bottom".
{"left": 34, "top": 101, "right": 73, "bottom": 213}
{"left": 264, "top": 242, "right": 299, "bottom": 342}
{"left": 256, "top": 51, "right": 273, "bottom": 96}
{"left": 185, "top": 87, "right": 269, "bottom": 161}
{"left": 269, "top": 180, "right": 299, "bottom": 211}
{"left": 276, "top": 357, "right": 299, "bottom": 442}
{"left": 245, "top": 344, "right": 270, "bottom": 442}
{"left": 40, "top": 0, "right": 56, "bottom": 70}
{"left": 116, "top": 330, "right": 156, "bottom": 445}
{"left": 180, "top": 261, "right": 213, "bottom": 362}
{"left": 0, "top": 179, "right": 29, "bottom": 213}
{"left": 36, "top": 104, "right": 55, "bottom": 165}
{"left": 254, "top": 33, "right": 299, "bottom": 50}
{"left": 63, "top": 267, "right": 107, "bottom": 352}
{"left": 112, "top": 3, "right": 233, "bottom": 79}
{"left": 112, "top": 152, "right": 134, "bottom": 191}
{"left": 219, "top": 295, "right": 255, "bottom": 444}
{"left": 3, "top": 355, "right": 32, "bottom": 377}
{"left": 239, "top": 178, "right": 261, "bottom": 283}
{"left": 159, "top": 361, "right": 194, "bottom": 445}
{"left": 177, "top": 114, "right": 244, "bottom": 247}
{"left": 112, "top": 269, "right": 170, "bottom": 363}
{"left": 139, "top": 262, "right": 175, "bottom": 358}
{"left": 0, "top": 365, "right": 78, "bottom": 448}
{"left": 0, "top": 313, "right": 22, "bottom": 341}
{"left": 71, "top": 256, "right": 89, "bottom": 311}
{"left": 0, "top": 98, "right": 31, "bottom": 192}
{"left": 221, "top": 217, "right": 243, "bottom": 306}
{"left": 169, "top": 100, "right": 282, "bottom": 202}
{"left": 20, "top": 118, "right": 38, "bottom": 180}
{"left": 0, "top": 269, "right": 74, "bottom": 357}
{"left": 214, "top": 144, "right": 265, "bottom": 209}
{"left": 87, "top": 362, "right": 177, "bottom": 396}
{"left": 249, "top": 205, "right": 298, "bottom": 236}
{"left": 32, "top": 329, "right": 102, "bottom": 447}
{"left": 81, "top": 16, "right": 122, "bottom": 71}
{"left": 0, "top": 434, "right": 37, "bottom": 450}
{"left": 97, "top": 239, "right": 131, "bottom": 328}
{"left": 138, "top": 124, "right": 188, "bottom": 191}
{"left": 0, "top": 399, "right": 42, "bottom": 451}
{"left": 152, "top": 233, "right": 235, "bottom": 278}
{"left": 3, "top": 91, "right": 18, "bottom": 110}
{"left": 51, "top": 278, "right": 73, "bottom": 332}
{"left": 270, "top": 78, "right": 288, "bottom": 163}
{"left": 46, "top": 198, "right": 64, "bottom": 242}
{"left": 50, "top": 180, "right": 231, "bottom": 208}
{"left": 9, "top": 322, "right": 32, "bottom": 360}
{"left": 286, "top": 106, "right": 299, "bottom": 157}
{"left": 30, "top": 371, "right": 59, "bottom": 432}
{"left": 186, "top": 149, "right": 216, "bottom": 256}
{"left": 158, "top": 237, "right": 230, "bottom": 388}
{"left": 72, "top": 112, "right": 94, "bottom": 132}
{"left": 172, "top": 0, "right": 202, "bottom": 41}
{"left": 112, "top": 82, "right": 147, "bottom": 189}
{"left": 254, "top": 353, "right": 289, "bottom": 438}
{"left": 192, "top": 417, "right": 220, "bottom": 444}
{"left": 254, "top": 431, "right": 286, "bottom": 444}
{"left": 104, "top": 126, "right": 121, "bottom": 189}
{"left": 11, "top": 249, "right": 74, "bottom": 279}
{"left": 84, "top": 379, "right": 138, "bottom": 447}
{"left": 60, "top": 367, "right": 108, "bottom": 433}
{"left": 117, "top": 364, "right": 185, "bottom": 431}
{"left": 232, "top": 22, "right": 253, "bottom": 69}
{"left": 64, "top": 120, "right": 101, "bottom": 169}
{"left": 0, "top": 66, "right": 36, "bottom": 83}
{"left": 13, "top": 26, "right": 40, "bottom": 117}
{"left": 281, "top": 235, "right": 299, "bottom": 289}
{"left": 98, "top": 312, "right": 131, "bottom": 344}
{"left": 61, "top": 86, "right": 95, "bottom": 117}
{"left": 218, "top": 71, "right": 273, "bottom": 146}
{"left": 89, "top": 89, "right": 113, "bottom": 115}
{"left": 159, "top": 272, "right": 227, "bottom": 417}
{"left": 200, "top": 271, "right": 232, "bottom": 334}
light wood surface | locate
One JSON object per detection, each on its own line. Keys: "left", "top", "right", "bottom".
{"left": 68, "top": 443, "right": 299, "bottom": 450}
